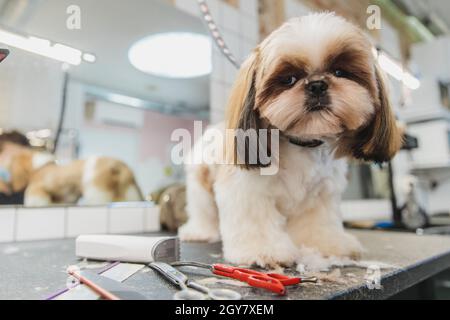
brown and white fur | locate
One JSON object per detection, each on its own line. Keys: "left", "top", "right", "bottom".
{"left": 179, "top": 13, "right": 402, "bottom": 268}
{"left": 0, "top": 142, "right": 142, "bottom": 206}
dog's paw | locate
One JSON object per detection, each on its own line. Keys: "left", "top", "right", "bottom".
{"left": 178, "top": 221, "right": 220, "bottom": 243}
{"left": 315, "top": 231, "right": 364, "bottom": 260}
{"left": 24, "top": 195, "right": 51, "bottom": 207}
{"left": 224, "top": 243, "right": 299, "bottom": 269}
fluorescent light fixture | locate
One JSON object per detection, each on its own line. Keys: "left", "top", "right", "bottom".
{"left": 107, "top": 93, "right": 147, "bottom": 108}
{"left": 0, "top": 28, "right": 95, "bottom": 66}
{"left": 402, "top": 72, "right": 421, "bottom": 90}
{"left": 378, "top": 52, "right": 404, "bottom": 81}
{"left": 377, "top": 50, "right": 420, "bottom": 90}
{"left": 128, "top": 32, "right": 212, "bottom": 78}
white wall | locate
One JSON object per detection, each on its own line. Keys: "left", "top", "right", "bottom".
{"left": 0, "top": 49, "right": 64, "bottom": 131}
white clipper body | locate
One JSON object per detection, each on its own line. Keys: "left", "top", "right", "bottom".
{"left": 76, "top": 235, "right": 180, "bottom": 263}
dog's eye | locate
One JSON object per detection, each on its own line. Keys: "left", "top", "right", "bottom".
{"left": 279, "top": 76, "right": 298, "bottom": 86}
{"left": 334, "top": 69, "right": 349, "bottom": 78}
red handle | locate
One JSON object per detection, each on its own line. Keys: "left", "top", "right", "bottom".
{"left": 267, "top": 273, "right": 301, "bottom": 286}
{"left": 247, "top": 275, "right": 286, "bottom": 295}
{"left": 212, "top": 264, "right": 263, "bottom": 280}
{"left": 212, "top": 264, "right": 287, "bottom": 295}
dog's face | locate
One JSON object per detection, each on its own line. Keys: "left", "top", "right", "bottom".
{"left": 227, "top": 13, "right": 402, "bottom": 164}
{"left": 257, "top": 14, "right": 377, "bottom": 138}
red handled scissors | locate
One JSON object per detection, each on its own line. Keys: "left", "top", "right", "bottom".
{"left": 171, "top": 261, "right": 317, "bottom": 295}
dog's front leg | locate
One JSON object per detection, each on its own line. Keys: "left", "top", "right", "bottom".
{"left": 24, "top": 183, "right": 52, "bottom": 207}
{"left": 215, "top": 177, "right": 299, "bottom": 268}
{"left": 179, "top": 169, "right": 220, "bottom": 243}
{"left": 288, "top": 198, "right": 363, "bottom": 259}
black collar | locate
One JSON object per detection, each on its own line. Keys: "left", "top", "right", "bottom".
{"left": 288, "top": 137, "right": 324, "bottom": 148}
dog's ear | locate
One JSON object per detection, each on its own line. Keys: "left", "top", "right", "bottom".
{"left": 226, "top": 50, "right": 259, "bottom": 131}
{"left": 225, "top": 50, "right": 271, "bottom": 168}
{"left": 338, "top": 64, "right": 403, "bottom": 163}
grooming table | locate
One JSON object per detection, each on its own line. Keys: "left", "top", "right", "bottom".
{"left": 2, "top": 230, "right": 450, "bottom": 300}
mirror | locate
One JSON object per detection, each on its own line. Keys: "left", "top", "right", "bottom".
{"left": 0, "top": 0, "right": 210, "bottom": 207}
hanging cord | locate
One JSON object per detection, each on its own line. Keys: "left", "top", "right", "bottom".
{"left": 197, "top": 0, "right": 241, "bottom": 69}
{"left": 53, "top": 70, "right": 69, "bottom": 154}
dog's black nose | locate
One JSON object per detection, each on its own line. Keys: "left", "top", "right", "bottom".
{"left": 306, "top": 80, "right": 328, "bottom": 97}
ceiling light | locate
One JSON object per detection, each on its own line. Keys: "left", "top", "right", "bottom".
{"left": 128, "top": 32, "right": 212, "bottom": 78}
{"left": 0, "top": 28, "right": 95, "bottom": 66}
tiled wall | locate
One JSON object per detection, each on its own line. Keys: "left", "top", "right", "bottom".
{"left": 0, "top": 204, "right": 160, "bottom": 243}
{"left": 175, "top": 0, "right": 260, "bottom": 123}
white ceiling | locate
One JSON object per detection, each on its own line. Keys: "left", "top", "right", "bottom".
{"left": 0, "top": 0, "right": 210, "bottom": 112}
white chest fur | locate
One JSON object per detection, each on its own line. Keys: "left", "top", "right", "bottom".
{"left": 269, "top": 140, "right": 348, "bottom": 217}
{"left": 181, "top": 135, "right": 362, "bottom": 267}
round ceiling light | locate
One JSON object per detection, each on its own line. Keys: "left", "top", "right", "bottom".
{"left": 128, "top": 32, "right": 212, "bottom": 79}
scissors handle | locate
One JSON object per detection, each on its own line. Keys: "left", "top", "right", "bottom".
{"left": 211, "top": 264, "right": 287, "bottom": 295}
{"left": 267, "top": 273, "right": 301, "bottom": 286}
{"left": 212, "top": 264, "right": 263, "bottom": 282}
{"left": 212, "top": 264, "right": 258, "bottom": 277}
{"left": 246, "top": 275, "right": 286, "bottom": 295}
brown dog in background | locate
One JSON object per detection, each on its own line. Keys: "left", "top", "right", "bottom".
{"left": 0, "top": 138, "right": 142, "bottom": 206}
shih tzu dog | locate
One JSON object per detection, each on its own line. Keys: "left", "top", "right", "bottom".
{"left": 179, "top": 13, "right": 402, "bottom": 267}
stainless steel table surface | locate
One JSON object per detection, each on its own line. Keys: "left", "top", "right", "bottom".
{"left": 2, "top": 230, "right": 450, "bottom": 300}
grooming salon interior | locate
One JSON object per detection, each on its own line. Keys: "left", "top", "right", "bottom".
{"left": 2, "top": 0, "right": 450, "bottom": 303}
